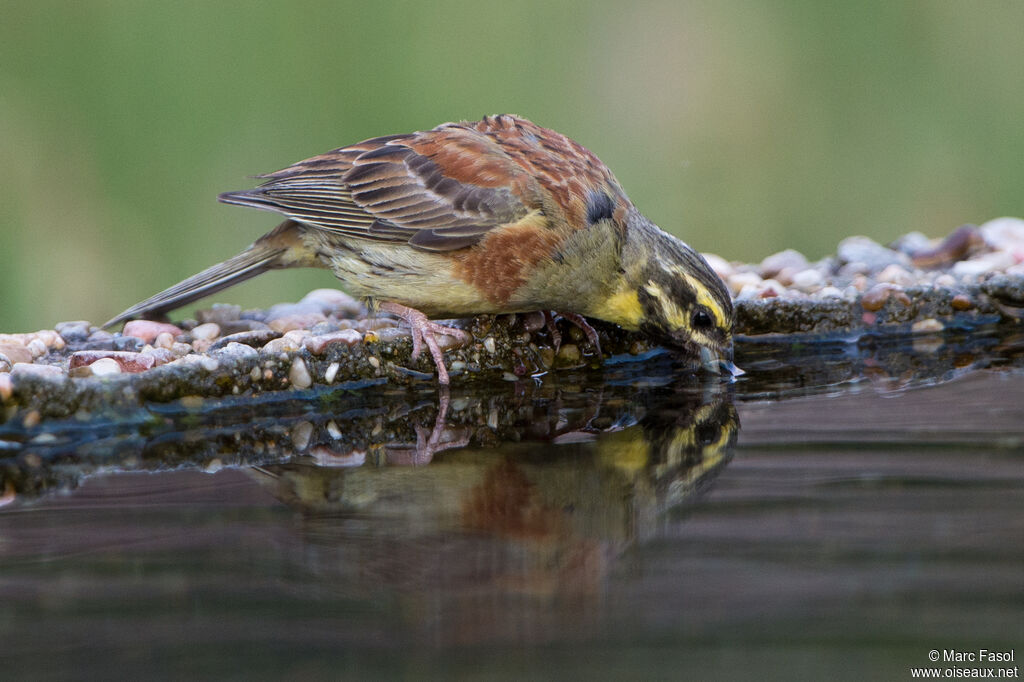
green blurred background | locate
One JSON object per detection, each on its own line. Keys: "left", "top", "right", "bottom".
{"left": 2, "top": 1, "right": 1022, "bottom": 332}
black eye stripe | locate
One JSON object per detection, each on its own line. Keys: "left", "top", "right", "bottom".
{"left": 585, "top": 191, "right": 615, "bottom": 225}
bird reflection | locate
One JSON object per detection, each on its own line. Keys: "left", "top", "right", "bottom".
{"left": 249, "top": 380, "right": 738, "bottom": 616}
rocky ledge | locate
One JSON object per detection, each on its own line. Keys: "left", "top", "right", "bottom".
{"left": 1, "top": 219, "right": 1023, "bottom": 420}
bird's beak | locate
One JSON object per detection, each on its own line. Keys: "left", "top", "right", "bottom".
{"left": 699, "top": 343, "right": 744, "bottom": 377}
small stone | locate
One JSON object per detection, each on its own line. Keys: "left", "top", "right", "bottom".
{"left": 934, "top": 274, "right": 957, "bottom": 288}
{"left": 760, "top": 249, "right": 808, "bottom": 279}
{"left": 154, "top": 332, "right": 175, "bottom": 349}
{"left": 300, "top": 289, "right": 365, "bottom": 317}
{"left": 262, "top": 337, "right": 301, "bottom": 354}
{"left": 0, "top": 355, "right": 11, "bottom": 373}
{"left": 837, "top": 236, "right": 910, "bottom": 272}
{"left": 556, "top": 344, "right": 581, "bottom": 364}
{"left": 817, "top": 286, "right": 844, "bottom": 299}
{"left": 112, "top": 335, "right": 145, "bottom": 352}
{"left": 952, "top": 252, "right": 1015, "bottom": 279}
{"left": 701, "top": 252, "right": 734, "bottom": 280}
{"left": 483, "top": 337, "right": 497, "bottom": 354}
{"left": 22, "top": 410, "right": 41, "bottom": 428}
{"left": 88, "top": 357, "right": 123, "bottom": 376}
{"left": 0, "top": 374, "right": 12, "bottom": 400}
{"left": 877, "top": 264, "right": 915, "bottom": 287}
{"left": 861, "top": 283, "right": 911, "bottom": 311}
{"left": 211, "top": 342, "right": 259, "bottom": 361}
{"left": 122, "top": 320, "right": 183, "bottom": 344}
{"left": 791, "top": 269, "right": 824, "bottom": 291}
{"left": 979, "top": 217, "right": 1024, "bottom": 251}
{"left": 208, "top": 329, "right": 280, "bottom": 351}
{"left": 291, "top": 421, "right": 314, "bottom": 450}
{"left": 371, "top": 327, "right": 412, "bottom": 344}
{"left": 87, "top": 329, "right": 115, "bottom": 346}
{"left": 911, "top": 318, "right": 944, "bottom": 334}
{"left": 326, "top": 420, "right": 342, "bottom": 439}
{"left": 289, "top": 357, "right": 313, "bottom": 389}
{"left": 191, "top": 338, "right": 213, "bottom": 353}
{"left": 0, "top": 342, "right": 32, "bottom": 366}
{"left": 196, "top": 304, "right": 242, "bottom": 326}
{"left": 890, "top": 231, "right": 935, "bottom": 255}
{"left": 951, "top": 294, "right": 973, "bottom": 311}
{"left": 11, "top": 363, "right": 63, "bottom": 381}
{"left": 69, "top": 350, "right": 155, "bottom": 373}
{"left": 35, "top": 330, "right": 65, "bottom": 350}
{"left": 727, "top": 272, "right": 762, "bottom": 296}
{"left": 269, "top": 312, "right": 327, "bottom": 333}
{"left": 323, "top": 362, "right": 340, "bottom": 384}
{"left": 367, "top": 356, "right": 380, "bottom": 369}
{"left": 304, "top": 329, "right": 363, "bottom": 355}
{"left": 55, "top": 321, "right": 93, "bottom": 343}
{"left": 191, "top": 322, "right": 221, "bottom": 341}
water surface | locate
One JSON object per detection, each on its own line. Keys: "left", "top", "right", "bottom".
{"left": 1, "top": 328, "right": 1022, "bottom": 680}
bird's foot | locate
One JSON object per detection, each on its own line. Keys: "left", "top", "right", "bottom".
{"left": 546, "top": 311, "right": 602, "bottom": 357}
{"left": 379, "top": 302, "right": 471, "bottom": 385}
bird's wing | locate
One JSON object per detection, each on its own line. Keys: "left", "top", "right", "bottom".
{"left": 218, "top": 123, "right": 540, "bottom": 252}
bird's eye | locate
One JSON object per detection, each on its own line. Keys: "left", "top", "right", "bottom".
{"left": 692, "top": 308, "right": 713, "bottom": 330}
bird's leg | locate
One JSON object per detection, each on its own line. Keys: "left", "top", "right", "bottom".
{"left": 379, "top": 301, "right": 471, "bottom": 385}
{"left": 552, "top": 311, "right": 603, "bottom": 357}
{"left": 542, "top": 310, "right": 563, "bottom": 353}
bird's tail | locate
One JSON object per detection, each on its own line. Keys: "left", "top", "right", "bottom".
{"left": 104, "top": 220, "right": 314, "bottom": 328}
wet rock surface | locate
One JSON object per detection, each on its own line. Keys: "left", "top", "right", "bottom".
{"left": 1, "top": 220, "right": 1023, "bottom": 419}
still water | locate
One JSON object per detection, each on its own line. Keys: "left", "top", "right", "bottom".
{"left": 1, "top": 328, "right": 1022, "bottom": 680}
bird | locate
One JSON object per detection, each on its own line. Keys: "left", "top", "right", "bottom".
{"left": 106, "top": 114, "right": 735, "bottom": 384}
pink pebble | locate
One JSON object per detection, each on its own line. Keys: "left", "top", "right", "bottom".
{"left": 122, "top": 320, "right": 183, "bottom": 344}
{"left": 304, "top": 329, "right": 363, "bottom": 355}
{"left": 69, "top": 350, "right": 156, "bottom": 373}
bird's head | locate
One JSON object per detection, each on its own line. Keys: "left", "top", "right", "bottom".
{"left": 600, "top": 211, "right": 736, "bottom": 370}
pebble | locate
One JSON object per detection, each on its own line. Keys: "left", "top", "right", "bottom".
{"left": 837, "top": 236, "right": 910, "bottom": 272}
{"left": 55, "top": 321, "right": 93, "bottom": 343}
{"left": 289, "top": 358, "right": 313, "bottom": 389}
{"left": 190, "top": 323, "right": 221, "bottom": 341}
{"left": 210, "top": 342, "right": 259, "bottom": 361}
{"left": 817, "top": 286, "right": 844, "bottom": 298}
{"left": 876, "top": 264, "right": 916, "bottom": 287}
{"left": 701, "top": 252, "right": 734, "bottom": 280}
{"left": 154, "top": 332, "right": 175, "bottom": 349}
{"left": 300, "top": 288, "right": 364, "bottom": 317}
{"left": 304, "top": 329, "right": 363, "bottom": 355}
{"left": 952, "top": 252, "right": 1016, "bottom": 279}
{"left": 69, "top": 350, "right": 156, "bottom": 373}
{"left": 979, "top": 217, "right": 1024, "bottom": 251}
{"left": 323, "top": 362, "right": 340, "bottom": 384}
{"left": 291, "top": 421, "right": 314, "bottom": 450}
{"left": 791, "top": 269, "right": 824, "bottom": 291}
{"left": 269, "top": 312, "right": 327, "bottom": 333}
{"left": 208, "top": 329, "right": 280, "bottom": 351}
{"left": 951, "top": 294, "right": 973, "bottom": 311}
{"left": 112, "top": 335, "right": 145, "bottom": 353}
{"left": 262, "top": 337, "right": 301, "bottom": 354}
{"left": 11, "top": 362, "right": 64, "bottom": 381}
{"left": 88, "top": 357, "right": 123, "bottom": 376}
{"left": 196, "top": 304, "right": 241, "bottom": 326}
{"left": 0, "top": 342, "right": 32, "bottom": 366}
{"left": 760, "top": 249, "right": 808, "bottom": 279}
{"left": 727, "top": 272, "right": 762, "bottom": 296}
{"left": 122, "top": 320, "right": 183, "bottom": 344}
{"left": 861, "top": 283, "right": 911, "bottom": 311}
{"left": 911, "top": 318, "right": 944, "bottom": 334}
{"left": 0, "top": 374, "right": 12, "bottom": 400}
{"left": 483, "top": 337, "right": 497, "bottom": 354}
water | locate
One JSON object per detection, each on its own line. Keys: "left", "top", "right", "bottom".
{"left": 1, "top": 328, "right": 1022, "bottom": 680}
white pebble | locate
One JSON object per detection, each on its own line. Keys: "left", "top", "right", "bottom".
{"left": 952, "top": 252, "right": 1015, "bottom": 279}
{"left": 291, "top": 421, "right": 314, "bottom": 450}
{"left": 154, "top": 332, "right": 175, "bottom": 349}
{"left": 190, "top": 322, "right": 221, "bottom": 341}
{"left": 483, "top": 337, "right": 497, "bottom": 354}
{"left": 933, "top": 274, "right": 957, "bottom": 287}
{"left": 26, "top": 338, "right": 48, "bottom": 358}
{"left": 791, "top": 269, "right": 823, "bottom": 290}
{"left": 324, "top": 362, "right": 339, "bottom": 384}
{"left": 326, "top": 420, "right": 342, "bottom": 439}
{"left": 877, "top": 264, "right": 915, "bottom": 287}
{"left": 89, "top": 357, "right": 122, "bottom": 376}
{"left": 727, "top": 272, "right": 762, "bottom": 296}
{"left": 911, "top": 318, "right": 944, "bottom": 334}
{"left": 817, "top": 286, "right": 844, "bottom": 298}
{"left": 979, "top": 217, "right": 1024, "bottom": 251}
{"left": 289, "top": 357, "right": 312, "bottom": 389}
